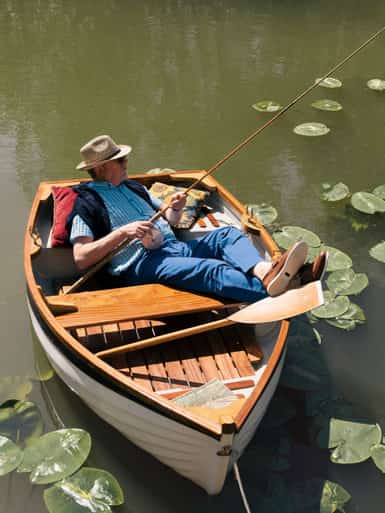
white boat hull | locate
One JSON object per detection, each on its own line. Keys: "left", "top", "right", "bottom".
{"left": 28, "top": 299, "right": 285, "bottom": 494}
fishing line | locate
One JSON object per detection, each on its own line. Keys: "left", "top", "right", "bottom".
{"left": 66, "top": 25, "right": 385, "bottom": 294}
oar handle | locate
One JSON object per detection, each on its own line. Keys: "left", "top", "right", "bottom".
{"left": 96, "top": 317, "right": 234, "bottom": 358}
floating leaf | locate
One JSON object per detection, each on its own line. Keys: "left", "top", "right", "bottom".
{"left": 311, "top": 99, "right": 343, "bottom": 111}
{"left": 326, "top": 302, "right": 366, "bottom": 331}
{"left": 246, "top": 203, "right": 278, "bottom": 225}
{"left": 311, "top": 291, "right": 350, "bottom": 319}
{"left": 324, "top": 246, "right": 352, "bottom": 271}
{"left": 315, "top": 77, "right": 343, "bottom": 88}
{"left": 320, "top": 182, "right": 350, "bottom": 202}
{"left": 351, "top": 191, "right": 385, "bottom": 214}
{"left": 252, "top": 100, "right": 282, "bottom": 112}
{"left": 33, "top": 336, "right": 54, "bottom": 382}
{"left": 0, "top": 401, "right": 43, "bottom": 446}
{"left": 291, "top": 479, "right": 351, "bottom": 513}
{"left": 293, "top": 122, "right": 330, "bottom": 136}
{"left": 273, "top": 225, "right": 321, "bottom": 249}
{"left": 373, "top": 184, "right": 385, "bottom": 200}
{"left": 44, "top": 467, "right": 124, "bottom": 513}
{"left": 0, "top": 376, "right": 32, "bottom": 407}
{"left": 371, "top": 444, "right": 385, "bottom": 472}
{"left": 328, "top": 419, "right": 382, "bottom": 464}
{"left": 327, "top": 269, "right": 369, "bottom": 296}
{"left": 367, "top": 79, "right": 385, "bottom": 91}
{"left": 0, "top": 435, "right": 23, "bottom": 476}
{"left": 369, "top": 241, "right": 385, "bottom": 263}
{"left": 18, "top": 428, "right": 91, "bottom": 484}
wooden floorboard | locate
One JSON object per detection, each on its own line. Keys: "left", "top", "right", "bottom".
{"left": 161, "top": 343, "right": 189, "bottom": 389}
{"left": 178, "top": 338, "right": 205, "bottom": 387}
{"left": 220, "top": 325, "right": 255, "bottom": 377}
{"left": 204, "top": 330, "right": 239, "bottom": 380}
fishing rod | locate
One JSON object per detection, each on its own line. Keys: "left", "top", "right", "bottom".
{"left": 66, "top": 25, "right": 385, "bottom": 295}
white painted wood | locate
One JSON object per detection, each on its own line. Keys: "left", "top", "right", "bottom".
{"left": 28, "top": 298, "right": 284, "bottom": 494}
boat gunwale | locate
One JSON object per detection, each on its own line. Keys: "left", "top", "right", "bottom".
{"left": 24, "top": 170, "right": 288, "bottom": 438}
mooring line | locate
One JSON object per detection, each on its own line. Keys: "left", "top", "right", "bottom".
{"left": 233, "top": 461, "right": 252, "bottom": 513}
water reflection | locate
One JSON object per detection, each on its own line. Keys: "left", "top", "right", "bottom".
{"left": 1, "top": 0, "right": 385, "bottom": 511}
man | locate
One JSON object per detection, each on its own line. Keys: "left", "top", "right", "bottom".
{"left": 68, "top": 135, "right": 326, "bottom": 303}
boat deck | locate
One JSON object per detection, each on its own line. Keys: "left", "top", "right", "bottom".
{"left": 69, "top": 311, "right": 263, "bottom": 396}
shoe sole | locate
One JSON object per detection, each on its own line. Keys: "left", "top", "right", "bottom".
{"left": 267, "top": 241, "right": 308, "bottom": 297}
{"left": 316, "top": 251, "right": 329, "bottom": 281}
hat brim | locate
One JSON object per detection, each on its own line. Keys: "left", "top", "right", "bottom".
{"left": 76, "top": 144, "right": 132, "bottom": 171}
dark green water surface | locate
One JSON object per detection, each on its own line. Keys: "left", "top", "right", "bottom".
{"left": 0, "top": 1, "right": 385, "bottom": 511}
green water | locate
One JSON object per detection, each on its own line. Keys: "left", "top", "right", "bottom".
{"left": 0, "top": 1, "right": 385, "bottom": 511}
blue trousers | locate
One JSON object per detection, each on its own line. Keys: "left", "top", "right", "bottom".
{"left": 121, "top": 226, "right": 268, "bottom": 303}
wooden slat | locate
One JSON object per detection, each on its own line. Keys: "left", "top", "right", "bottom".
{"left": 234, "top": 324, "right": 263, "bottom": 364}
{"left": 161, "top": 343, "right": 189, "bottom": 389}
{"left": 49, "top": 284, "right": 240, "bottom": 329}
{"left": 204, "top": 330, "right": 239, "bottom": 380}
{"left": 220, "top": 325, "right": 255, "bottom": 377}
{"left": 178, "top": 339, "right": 205, "bottom": 387}
{"left": 118, "top": 321, "right": 153, "bottom": 391}
{"left": 134, "top": 320, "right": 169, "bottom": 392}
{"left": 191, "top": 337, "right": 222, "bottom": 382}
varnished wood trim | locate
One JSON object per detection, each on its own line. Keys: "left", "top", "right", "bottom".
{"left": 24, "top": 170, "right": 289, "bottom": 438}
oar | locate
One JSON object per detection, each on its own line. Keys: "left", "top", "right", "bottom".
{"left": 95, "top": 280, "right": 323, "bottom": 359}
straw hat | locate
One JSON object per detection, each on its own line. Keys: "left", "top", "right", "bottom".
{"left": 76, "top": 135, "right": 132, "bottom": 170}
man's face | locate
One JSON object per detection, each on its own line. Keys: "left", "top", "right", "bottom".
{"left": 97, "top": 157, "right": 128, "bottom": 185}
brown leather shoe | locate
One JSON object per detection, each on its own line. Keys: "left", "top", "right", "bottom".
{"left": 299, "top": 251, "right": 329, "bottom": 285}
{"left": 262, "top": 241, "right": 308, "bottom": 296}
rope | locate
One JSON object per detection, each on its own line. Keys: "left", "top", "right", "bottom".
{"left": 233, "top": 462, "right": 252, "bottom": 513}
{"left": 65, "top": 26, "right": 385, "bottom": 294}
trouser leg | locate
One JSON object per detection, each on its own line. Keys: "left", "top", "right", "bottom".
{"left": 130, "top": 251, "right": 267, "bottom": 303}
{"left": 187, "top": 226, "right": 264, "bottom": 274}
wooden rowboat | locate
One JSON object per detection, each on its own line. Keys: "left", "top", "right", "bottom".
{"left": 24, "top": 170, "right": 303, "bottom": 494}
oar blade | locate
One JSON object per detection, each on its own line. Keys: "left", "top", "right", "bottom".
{"left": 228, "top": 281, "right": 324, "bottom": 324}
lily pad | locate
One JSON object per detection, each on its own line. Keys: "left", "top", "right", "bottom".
{"left": 324, "top": 246, "right": 352, "bottom": 271}
{"left": 369, "top": 241, "right": 385, "bottom": 263}
{"left": 252, "top": 100, "right": 282, "bottom": 112}
{"left": 311, "top": 99, "right": 343, "bottom": 111}
{"left": 327, "top": 269, "right": 369, "bottom": 296}
{"left": 326, "top": 302, "right": 366, "bottom": 331}
{"left": 351, "top": 191, "right": 385, "bottom": 214}
{"left": 373, "top": 184, "right": 385, "bottom": 200}
{"left": 315, "top": 77, "right": 343, "bottom": 88}
{"left": 320, "top": 182, "right": 350, "bottom": 202}
{"left": 0, "top": 401, "right": 43, "bottom": 446}
{"left": 44, "top": 467, "right": 124, "bottom": 513}
{"left": 311, "top": 291, "right": 350, "bottom": 319}
{"left": 328, "top": 419, "right": 382, "bottom": 464}
{"left": 371, "top": 444, "right": 385, "bottom": 472}
{"left": 0, "top": 376, "right": 32, "bottom": 407}
{"left": 18, "top": 428, "right": 91, "bottom": 484}
{"left": 367, "top": 79, "right": 385, "bottom": 91}
{"left": 0, "top": 435, "right": 23, "bottom": 476}
{"left": 293, "top": 122, "right": 330, "bottom": 137}
{"left": 292, "top": 479, "right": 351, "bottom": 513}
{"left": 273, "top": 225, "right": 321, "bottom": 249}
{"left": 246, "top": 203, "right": 278, "bottom": 225}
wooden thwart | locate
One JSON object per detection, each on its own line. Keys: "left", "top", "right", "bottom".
{"left": 48, "top": 283, "right": 241, "bottom": 329}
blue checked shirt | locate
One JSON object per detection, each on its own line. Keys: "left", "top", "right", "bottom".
{"left": 70, "top": 181, "right": 176, "bottom": 275}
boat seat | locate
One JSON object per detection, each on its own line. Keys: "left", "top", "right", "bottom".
{"left": 47, "top": 284, "right": 243, "bottom": 330}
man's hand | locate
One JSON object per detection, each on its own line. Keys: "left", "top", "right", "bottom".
{"left": 169, "top": 192, "right": 187, "bottom": 211}
{"left": 120, "top": 220, "right": 155, "bottom": 240}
